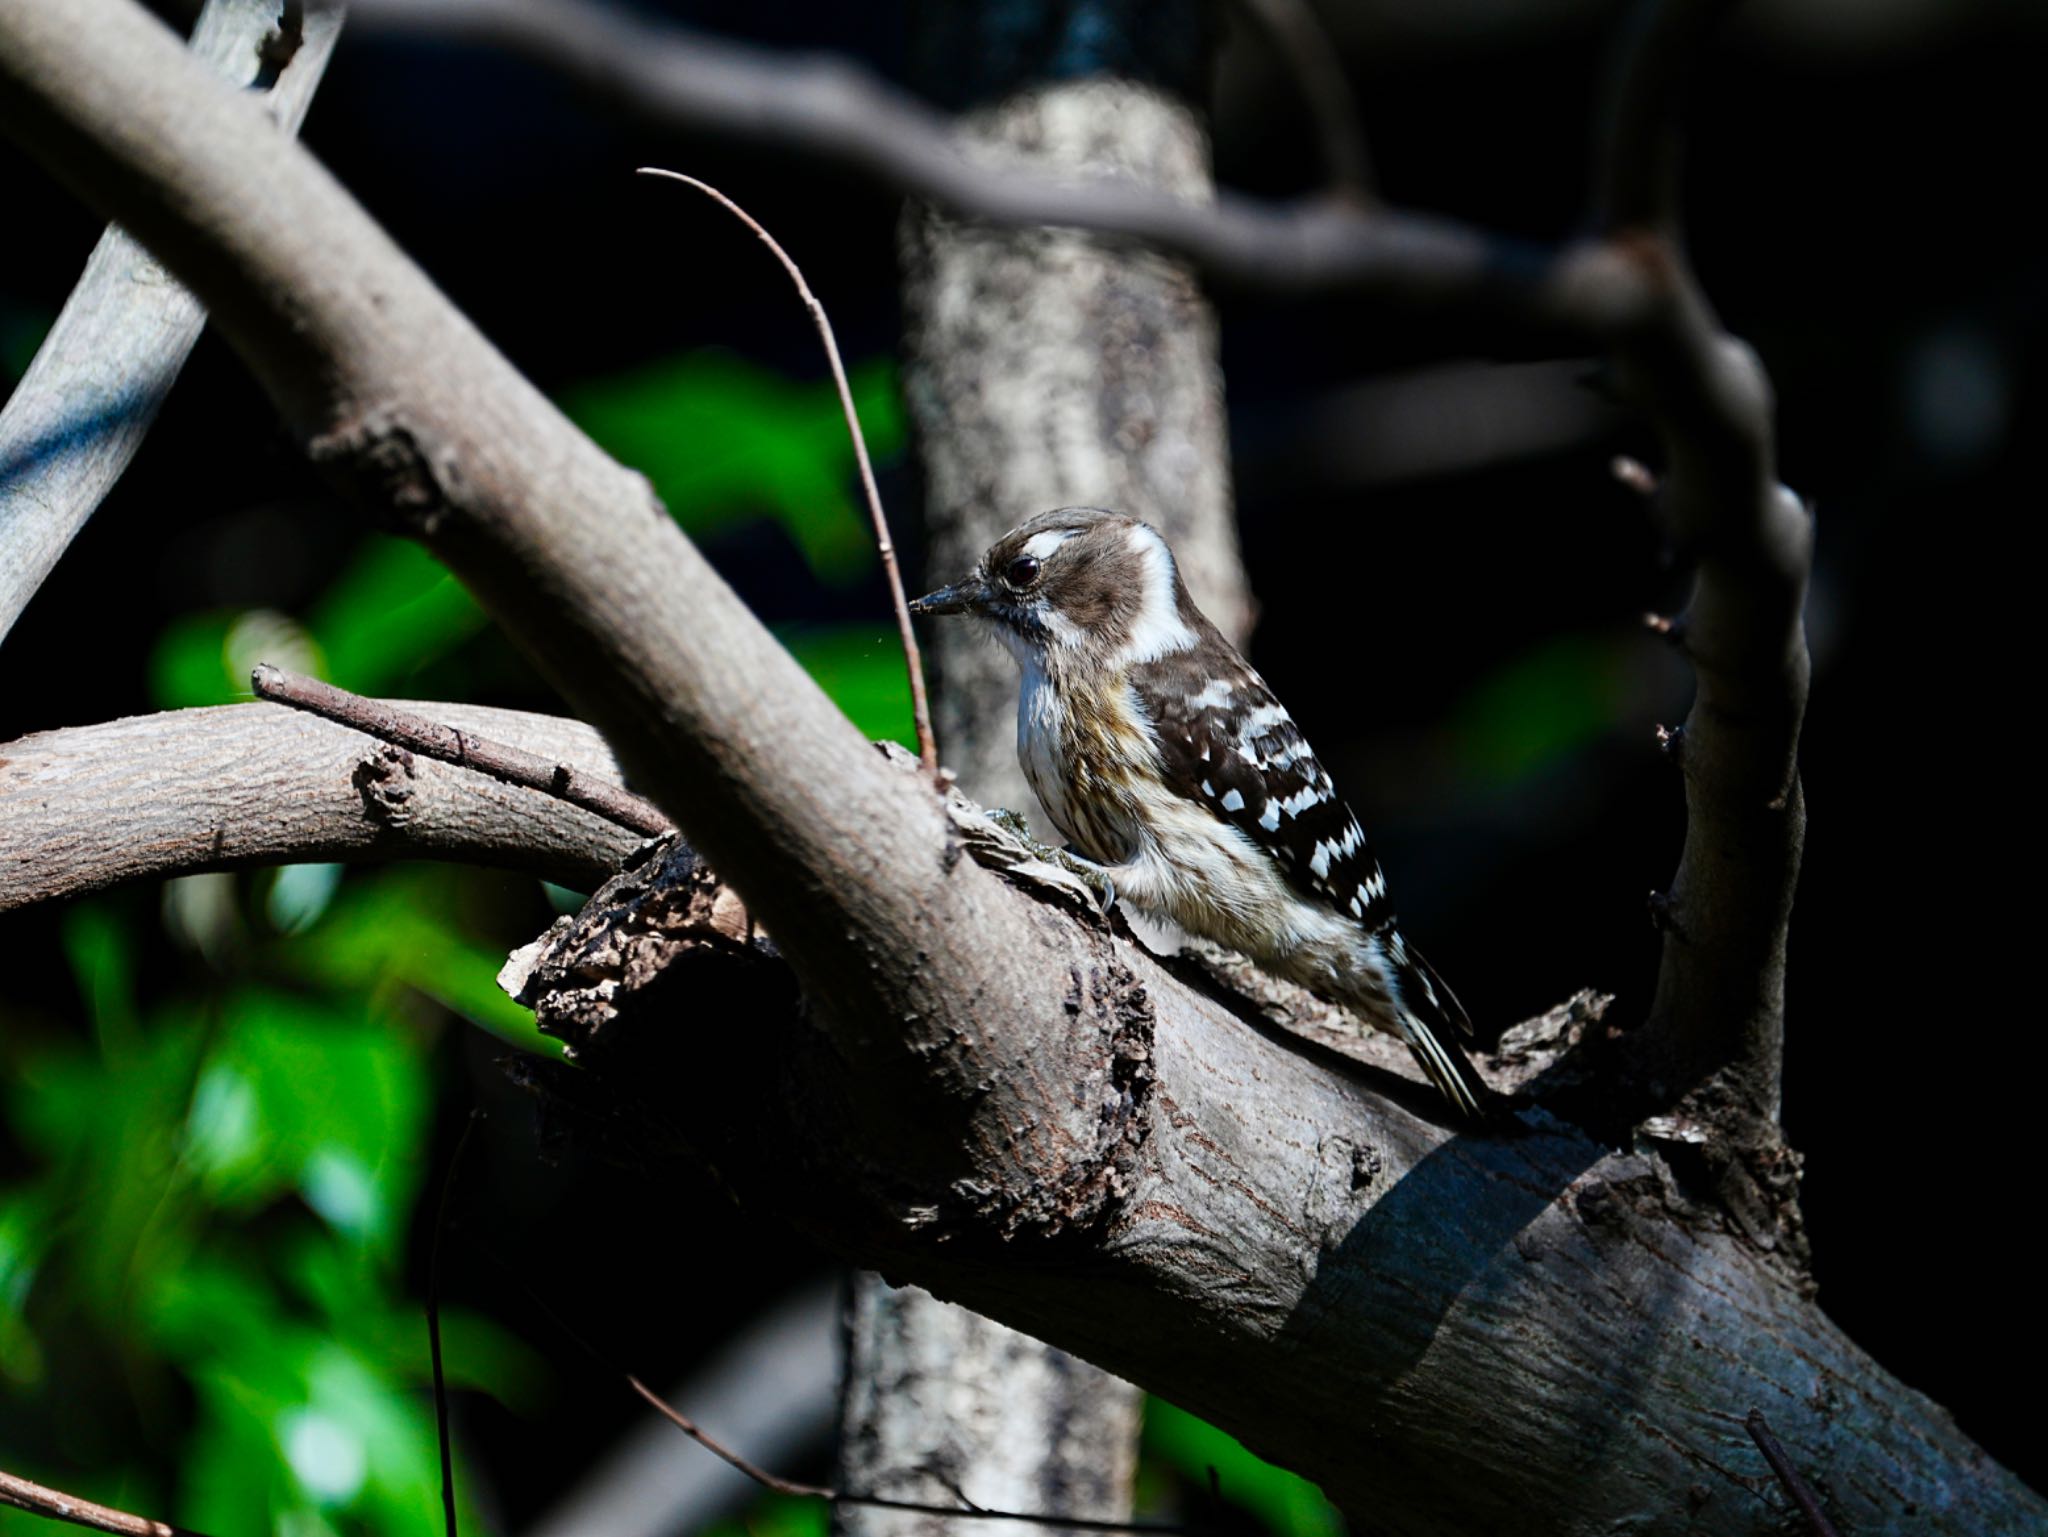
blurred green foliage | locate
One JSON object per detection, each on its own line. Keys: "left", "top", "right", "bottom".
{"left": 698, "top": 1492, "right": 831, "bottom": 1537}
{"left": 562, "top": 349, "right": 906, "bottom": 585}
{"left": 778, "top": 625, "right": 917, "bottom": 748}
{"left": 1449, "top": 633, "right": 1635, "bottom": 788}
{"left": 4, "top": 342, "right": 1315, "bottom": 1536}
{"left": 1144, "top": 1399, "right": 1344, "bottom": 1537}
{"left": 8, "top": 344, "right": 927, "bottom": 1533}
{"left": 0, "top": 872, "right": 541, "bottom": 1536}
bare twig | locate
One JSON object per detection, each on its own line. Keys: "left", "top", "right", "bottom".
{"left": 485, "top": 1243, "right": 1191, "bottom": 1535}
{"left": 0, "top": 1467, "right": 213, "bottom": 1537}
{"left": 250, "top": 664, "right": 674, "bottom": 838}
{"left": 636, "top": 168, "right": 939, "bottom": 775}
{"left": 628, "top": 1375, "right": 1198, "bottom": 1534}
{"left": 1229, "top": 0, "right": 1373, "bottom": 198}
{"left": 428, "top": 1109, "right": 485, "bottom": 1537}
{"left": 0, "top": 0, "right": 341, "bottom": 646}
{"left": 1744, "top": 1411, "right": 1842, "bottom": 1537}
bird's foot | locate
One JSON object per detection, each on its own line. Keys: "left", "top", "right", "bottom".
{"left": 986, "top": 806, "right": 1034, "bottom": 840}
{"left": 982, "top": 809, "right": 1117, "bottom": 917}
{"left": 1048, "top": 846, "right": 1116, "bottom": 918}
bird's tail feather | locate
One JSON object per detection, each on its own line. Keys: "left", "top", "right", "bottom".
{"left": 1400, "top": 1011, "right": 1489, "bottom": 1120}
{"left": 1380, "top": 931, "right": 1492, "bottom": 1120}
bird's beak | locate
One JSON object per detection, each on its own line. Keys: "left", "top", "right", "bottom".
{"left": 907, "top": 579, "right": 984, "bottom": 617}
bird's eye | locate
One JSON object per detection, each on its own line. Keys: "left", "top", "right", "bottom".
{"left": 1005, "top": 554, "right": 1042, "bottom": 588}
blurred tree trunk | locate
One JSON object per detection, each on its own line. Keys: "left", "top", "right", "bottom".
{"left": 836, "top": 4, "right": 1249, "bottom": 1529}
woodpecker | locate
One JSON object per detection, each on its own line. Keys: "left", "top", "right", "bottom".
{"left": 910, "top": 506, "right": 1491, "bottom": 1120}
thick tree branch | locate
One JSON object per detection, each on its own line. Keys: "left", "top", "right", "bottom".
{"left": 1596, "top": 0, "right": 1812, "bottom": 1139}
{"left": 0, "top": 702, "right": 642, "bottom": 909}
{"left": 341, "top": 0, "right": 1649, "bottom": 331}
{"left": 0, "top": 0, "right": 340, "bottom": 644}
{"left": 509, "top": 831, "right": 2038, "bottom": 1536}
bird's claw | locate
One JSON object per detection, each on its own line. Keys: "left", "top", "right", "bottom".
{"left": 989, "top": 810, "right": 1117, "bottom": 917}
{"left": 1049, "top": 846, "right": 1117, "bottom": 918}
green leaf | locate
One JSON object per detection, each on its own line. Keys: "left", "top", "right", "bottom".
{"left": 183, "top": 989, "right": 430, "bottom": 1256}
{"left": 61, "top": 904, "right": 138, "bottom": 1055}
{"left": 285, "top": 1237, "right": 549, "bottom": 1411}
{"left": 0, "top": 1198, "right": 49, "bottom": 1386}
{"left": 1144, "top": 1399, "right": 1344, "bottom": 1537}
{"left": 307, "top": 537, "right": 485, "bottom": 694}
{"left": 277, "top": 869, "right": 563, "bottom": 1056}
{"left": 146, "top": 539, "right": 483, "bottom": 710}
{"left": 0, "top": 305, "right": 53, "bottom": 384}
{"left": 148, "top": 608, "right": 323, "bottom": 709}
{"left": 779, "top": 623, "right": 917, "bottom": 747}
{"left": 563, "top": 349, "right": 905, "bottom": 584}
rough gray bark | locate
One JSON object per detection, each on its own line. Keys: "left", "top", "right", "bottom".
{"left": 836, "top": 1280, "right": 1140, "bottom": 1537}
{"left": 903, "top": 78, "right": 1249, "bottom": 813}
{"left": 0, "top": 0, "right": 2029, "bottom": 1531}
{"left": 0, "top": 0, "right": 340, "bottom": 644}
{"left": 0, "top": 703, "right": 640, "bottom": 908}
{"left": 513, "top": 815, "right": 2040, "bottom": 1537}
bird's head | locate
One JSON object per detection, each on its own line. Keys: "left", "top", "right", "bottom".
{"left": 909, "top": 507, "right": 1199, "bottom": 669}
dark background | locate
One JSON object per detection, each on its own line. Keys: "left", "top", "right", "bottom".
{"left": 1, "top": 0, "right": 2038, "bottom": 1527}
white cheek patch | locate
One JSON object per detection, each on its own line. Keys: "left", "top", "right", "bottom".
{"left": 1040, "top": 606, "right": 1084, "bottom": 649}
{"left": 1115, "top": 523, "right": 1198, "bottom": 665}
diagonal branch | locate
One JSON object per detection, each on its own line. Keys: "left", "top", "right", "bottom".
{"left": 341, "top": 0, "right": 1647, "bottom": 329}
{"left": 0, "top": 0, "right": 341, "bottom": 645}
{"left": 0, "top": 702, "right": 642, "bottom": 910}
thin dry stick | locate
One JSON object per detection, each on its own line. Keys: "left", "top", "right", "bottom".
{"left": 0, "top": 1468, "right": 214, "bottom": 1537}
{"left": 428, "top": 1109, "right": 485, "bottom": 1537}
{"left": 250, "top": 664, "right": 673, "bottom": 838}
{"left": 636, "top": 167, "right": 940, "bottom": 775}
{"left": 489, "top": 1248, "right": 1194, "bottom": 1535}
{"left": 1744, "top": 1410, "right": 1842, "bottom": 1537}
{"left": 628, "top": 1372, "right": 1195, "bottom": 1534}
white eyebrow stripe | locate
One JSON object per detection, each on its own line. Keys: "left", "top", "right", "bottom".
{"left": 1021, "top": 529, "right": 1076, "bottom": 561}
